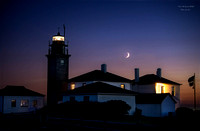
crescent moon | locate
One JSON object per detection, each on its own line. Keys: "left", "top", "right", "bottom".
{"left": 125, "top": 52, "right": 130, "bottom": 58}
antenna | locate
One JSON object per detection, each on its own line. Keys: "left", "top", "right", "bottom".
{"left": 48, "top": 40, "right": 51, "bottom": 54}
{"left": 63, "top": 24, "right": 66, "bottom": 38}
{"left": 66, "top": 40, "right": 69, "bottom": 55}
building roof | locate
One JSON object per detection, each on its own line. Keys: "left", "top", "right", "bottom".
{"left": 133, "top": 74, "right": 181, "bottom": 85}
{"left": 0, "top": 86, "right": 45, "bottom": 96}
{"left": 64, "top": 82, "right": 137, "bottom": 95}
{"left": 136, "top": 93, "right": 176, "bottom": 104}
{"left": 69, "top": 70, "right": 131, "bottom": 83}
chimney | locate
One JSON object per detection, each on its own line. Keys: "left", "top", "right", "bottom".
{"left": 101, "top": 64, "right": 107, "bottom": 73}
{"left": 156, "top": 68, "right": 162, "bottom": 78}
{"left": 135, "top": 68, "right": 139, "bottom": 83}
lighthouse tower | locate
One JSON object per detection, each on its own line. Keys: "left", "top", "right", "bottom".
{"left": 46, "top": 28, "right": 70, "bottom": 106}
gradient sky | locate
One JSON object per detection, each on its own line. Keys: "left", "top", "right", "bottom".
{"left": 0, "top": 0, "right": 200, "bottom": 107}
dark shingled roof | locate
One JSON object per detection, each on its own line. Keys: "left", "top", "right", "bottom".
{"left": 133, "top": 74, "right": 181, "bottom": 85}
{"left": 136, "top": 93, "right": 176, "bottom": 104}
{"left": 0, "top": 86, "right": 45, "bottom": 96}
{"left": 65, "top": 82, "right": 137, "bottom": 95}
{"left": 69, "top": 70, "right": 131, "bottom": 83}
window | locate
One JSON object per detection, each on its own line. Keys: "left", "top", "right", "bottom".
{"left": 71, "top": 83, "right": 75, "bottom": 90}
{"left": 172, "top": 86, "right": 175, "bottom": 96}
{"left": 70, "top": 96, "right": 76, "bottom": 102}
{"left": 60, "top": 60, "right": 64, "bottom": 65}
{"left": 11, "top": 100, "right": 16, "bottom": 107}
{"left": 161, "top": 86, "right": 164, "bottom": 93}
{"left": 33, "top": 100, "right": 37, "bottom": 107}
{"left": 121, "top": 84, "right": 125, "bottom": 89}
{"left": 84, "top": 96, "right": 90, "bottom": 102}
{"left": 82, "top": 83, "right": 86, "bottom": 86}
{"left": 21, "top": 100, "right": 29, "bottom": 107}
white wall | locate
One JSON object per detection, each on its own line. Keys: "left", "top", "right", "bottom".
{"left": 69, "top": 81, "right": 94, "bottom": 89}
{"left": 136, "top": 104, "right": 161, "bottom": 117}
{"left": 161, "top": 95, "right": 175, "bottom": 117}
{"left": 102, "top": 81, "right": 131, "bottom": 90}
{"left": 98, "top": 94, "right": 136, "bottom": 115}
{"left": 69, "top": 81, "right": 131, "bottom": 90}
{"left": 3, "top": 96, "right": 44, "bottom": 114}
{"left": 133, "top": 83, "right": 180, "bottom": 109}
{"left": 136, "top": 96, "right": 176, "bottom": 117}
{"left": 133, "top": 84, "right": 155, "bottom": 93}
{"left": 63, "top": 95, "right": 98, "bottom": 102}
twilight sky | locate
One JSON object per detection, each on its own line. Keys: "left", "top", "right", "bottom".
{"left": 0, "top": 0, "right": 200, "bottom": 107}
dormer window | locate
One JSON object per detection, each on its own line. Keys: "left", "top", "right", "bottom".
{"left": 70, "top": 83, "right": 75, "bottom": 90}
{"left": 121, "top": 84, "right": 125, "bottom": 89}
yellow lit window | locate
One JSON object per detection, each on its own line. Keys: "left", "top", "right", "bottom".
{"left": 71, "top": 83, "right": 75, "bottom": 90}
{"left": 121, "top": 84, "right": 125, "bottom": 89}
{"left": 155, "top": 83, "right": 166, "bottom": 94}
{"left": 156, "top": 83, "right": 172, "bottom": 94}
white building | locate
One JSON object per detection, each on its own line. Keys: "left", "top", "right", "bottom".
{"left": 136, "top": 93, "right": 176, "bottom": 117}
{"left": 63, "top": 64, "right": 181, "bottom": 117}
{"left": 63, "top": 82, "right": 137, "bottom": 115}
{"left": 0, "top": 86, "right": 45, "bottom": 114}
{"left": 133, "top": 68, "right": 181, "bottom": 109}
{"left": 68, "top": 64, "right": 132, "bottom": 91}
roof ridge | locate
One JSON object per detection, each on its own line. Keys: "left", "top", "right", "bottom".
{"left": 133, "top": 74, "right": 181, "bottom": 85}
{"left": 0, "top": 86, "right": 45, "bottom": 96}
{"left": 69, "top": 69, "right": 131, "bottom": 82}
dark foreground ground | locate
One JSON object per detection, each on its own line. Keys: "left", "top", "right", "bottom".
{"left": 0, "top": 108, "right": 199, "bottom": 131}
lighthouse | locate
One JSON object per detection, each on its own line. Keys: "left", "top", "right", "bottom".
{"left": 46, "top": 27, "right": 70, "bottom": 106}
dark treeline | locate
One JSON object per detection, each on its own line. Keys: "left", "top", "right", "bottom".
{"left": 41, "top": 100, "right": 131, "bottom": 119}
{"left": 1, "top": 102, "right": 200, "bottom": 131}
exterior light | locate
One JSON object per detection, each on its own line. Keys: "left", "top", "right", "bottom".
{"left": 52, "top": 36, "right": 64, "bottom": 41}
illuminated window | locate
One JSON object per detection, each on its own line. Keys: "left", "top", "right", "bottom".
{"left": 161, "top": 86, "right": 164, "bottom": 93}
{"left": 172, "top": 86, "right": 175, "bottom": 96}
{"left": 156, "top": 83, "right": 167, "bottom": 94}
{"left": 121, "top": 84, "right": 125, "bottom": 89}
{"left": 52, "top": 36, "right": 64, "bottom": 41}
{"left": 21, "top": 100, "right": 29, "bottom": 107}
{"left": 71, "top": 83, "right": 75, "bottom": 90}
{"left": 33, "top": 100, "right": 37, "bottom": 107}
{"left": 11, "top": 100, "right": 16, "bottom": 107}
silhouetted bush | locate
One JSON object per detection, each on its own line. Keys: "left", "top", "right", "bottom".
{"left": 176, "top": 107, "right": 193, "bottom": 118}
{"left": 42, "top": 100, "right": 131, "bottom": 119}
